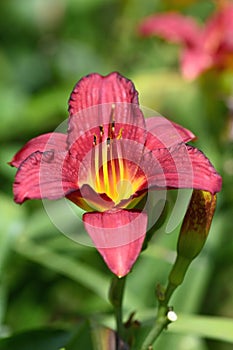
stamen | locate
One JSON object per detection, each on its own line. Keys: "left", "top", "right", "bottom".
{"left": 93, "top": 134, "right": 97, "bottom": 146}
{"left": 110, "top": 103, "right": 115, "bottom": 121}
{"left": 102, "top": 141, "right": 109, "bottom": 194}
{"left": 91, "top": 135, "right": 99, "bottom": 189}
{"left": 90, "top": 106, "right": 143, "bottom": 205}
{"left": 111, "top": 120, "right": 115, "bottom": 132}
{"left": 110, "top": 104, "right": 115, "bottom": 132}
{"left": 99, "top": 125, "right": 104, "bottom": 138}
{"left": 107, "top": 104, "right": 116, "bottom": 139}
{"left": 117, "top": 128, "right": 123, "bottom": 140}
{"left": 98, "top": 140, "right": 104, "bottom": 191}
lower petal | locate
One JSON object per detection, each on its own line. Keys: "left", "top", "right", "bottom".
{"left": 67, "top": 184, "right": 114, "bottom": 212}
{"left": 83, "top": 209, "right": 148, "bottom": 277}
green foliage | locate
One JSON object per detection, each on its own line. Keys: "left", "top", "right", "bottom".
{"left": 0, "top": 328, "right": 71, "bottom": 350}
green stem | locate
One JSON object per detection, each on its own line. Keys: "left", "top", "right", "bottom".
{"left": 140, "top": 304, "right": 170, "bottom": 350}
{"left": 109, "top": 275, "right": 126, "bottom": 342}
{"left": 140, "top": 255, "right": 192, "bottom": 349}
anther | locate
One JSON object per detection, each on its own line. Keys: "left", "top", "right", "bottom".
{"left": 111, "top": 120, "right": 115, "bottom": 132}
{"left": 110, "top": 104, "right": 115, "bottom": 119}
{"left": 107, "top": 137, "right": 111, "bottom": 146}
{"left": 117, "top": 128, "right": 123, "bottom": 139}
{"left": 93, "top": 134, "right": 97, "bottom": 146}
{"left": 99, "top": 125, "right": 104, "bottom": 136}
{"left": 110, "top": 104, "right": 115, "bottom": 132}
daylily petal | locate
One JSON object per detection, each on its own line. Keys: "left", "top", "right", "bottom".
{"left": 83, "top": 209, "right": 148, "bottom": 277}
{"left": 138, "top": 12, "right": 201, "bottom": 47}
{"left": 68, "top": 119, "right": 146, "bottom": 166}
{"left": 203, "top": 4, "right": 233, "bottom": 52}
{"left": 10, "top": 133, "right": 67, "bottom": 168}
{"left": 67, "top": 73, "right": 146, "bottom": 149}
{"left": 145, "top": 116, "right": 196, "bottom": 149}
{"left": 139, "top": 144, "right": 221, "bottom": 194}
{"left": 181, "top": 48, "right": 213, "bottom": 80}
{"left": 68, "top": 72, "right": 139, "bottom": 116}
{"left": 185, "top": 146, "right": 222, "bottom": 194}
{"left": 77, "top": 138, "right": 146, "bottom": 193}
{"left": 13, "top": 151, "right": 79, "bottom": 203}
{"left": 67, "top": 184, "right": 114, "bottom": 212}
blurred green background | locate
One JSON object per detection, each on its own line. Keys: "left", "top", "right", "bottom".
{"left": 0, "top": 0, "right": 233, "bottom": 349}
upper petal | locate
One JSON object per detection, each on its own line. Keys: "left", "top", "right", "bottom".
{"left": 10, "top": 133, "right": 67, "bottom": 168}
{"left": 67, "top": 73, "right": 146, "bottom": 148}
{"left": 13, "top": 151, "right": 79, "bottom": 204}
{"left": 83, "top": 209, "right": 148, "bottom": 277}
{"left": 138, "top": 12, "right": 201, "bottom": 47}
{"left": 68, "top": 72, "right": 139, "bottom": 116}
{"left": 67, "top": 105, "right": 146, "bottom": 161}
{"left": 145, "top": 116, "right": 196, "bottom": 149}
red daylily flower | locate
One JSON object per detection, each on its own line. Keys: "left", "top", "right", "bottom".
{"left": 10, "top": 72, "right": 222, "bottom": 277}
{"left": 139, "top": 2, "right": 233, "bottom": 79}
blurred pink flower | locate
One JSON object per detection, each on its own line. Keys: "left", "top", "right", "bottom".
{"left": 139, "top": 3, "right": 233, "bottom": 79}
{"left": 10, "top": 73, "right": 221, "bottom": 277}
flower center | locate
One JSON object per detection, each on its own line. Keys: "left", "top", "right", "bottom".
{"left": 88, "top": 107, "right": 145, "bottom": 206}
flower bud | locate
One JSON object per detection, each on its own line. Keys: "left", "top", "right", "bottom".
{"left": 177, "top": 190, "right": 217, "bottom": 260}
{"left": 167, "top": 190, "right": 217, "bottom": 291}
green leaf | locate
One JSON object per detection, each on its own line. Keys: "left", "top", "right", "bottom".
{"left": 68, "top": 0, "right": 115, "bottom": 11}
{"left": 14, "top": 238, "right": 110, "bottom": 302}
{"left": 0, "top": 195, "right": 25, "bottom": 272}
{"left": 65, "top": 321, "right": 94, "bottom": 350}
{"left": 0, "top": 194, "right": 25, "bottom": 326}
{"left": 0, "top": 328, "right": 71, "bottom": 350}
{"left": 129, "top": 311, "right": 233, "bottom": 348}
{"left": 170, "top": 314, "right": 233, "bottom": 344}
